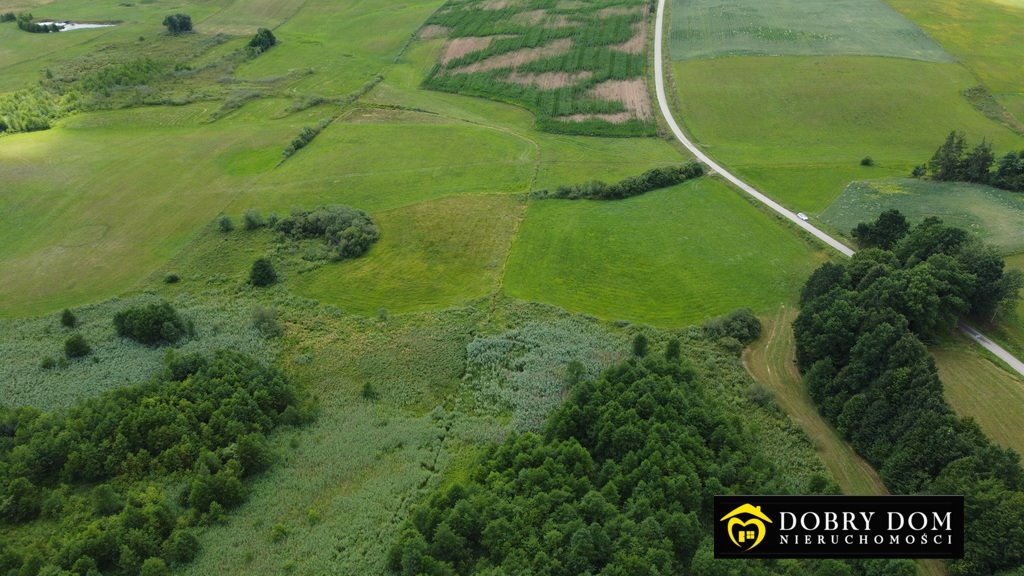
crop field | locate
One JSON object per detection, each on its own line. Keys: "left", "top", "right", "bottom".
{"left": 502, "top": 179, "right": 829, "bottom": 327}
{"left": 421, "top": 0, "right": 655, "bottom": 135}
{"left": 821, "top": 178, "right": 1024, "bottom": 253}
{"left": 669, "top": 0, "right": 953, "bottom": 62}
{"left": 671, "top": 56, "right": 1024, "bottom": 212}
{"left": 933, "top": 336, "right": 1024, "bottom": 457}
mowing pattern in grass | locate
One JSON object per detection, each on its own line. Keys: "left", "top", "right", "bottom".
{"left": 671, "top": 56, "right": 1024, "bottom": 212}
{"left": 422, "top": 0, "right": 654, "bottom": 136}
{"left": 291, "top": 195, "right": 525, "bottom": 315}
{"left": 669, "top": 0, "right": 952, "bottom": 61}
{"left": 933, "top": 336, "right": 1024, "bottom": 458}
{"left": 821, "top": 178, "right": 1024, "bottom": 253}
{"left": 502, "top": 179, "right": 827, "bottom": 327}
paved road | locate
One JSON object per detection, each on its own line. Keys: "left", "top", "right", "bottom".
{"left": 652, "top": 0, "right": 1024, "bottom": 379}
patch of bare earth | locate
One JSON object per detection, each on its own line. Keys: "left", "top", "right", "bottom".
{"left": 505, "top": 71, "right": 592, "bottom": 89}
{"left": 480, "top": 0, "right": 510, "bottom": 8}
{"left": 513, "top": 9, "right": 546, "bottom": 25}
{"left": 560, "top": 112, "right": 633, "bottom": 124}
{"left": 418, "top": 25, "right": 449, "bottom": 40}
{"left": 589, "top": 78, "right": 651, "bottom": 119}
{"left": 452, "top": 38, "right": 572, "bottom": 73}
{"left": 597, "top": 6, "right": 643, "bottom": 17}
{"left": 441, "top": 36, "right": 503, "bottom": 65}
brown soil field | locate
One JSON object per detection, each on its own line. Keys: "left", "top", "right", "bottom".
{"left": 452, "top": 38, "right": 573, "bottom": 73}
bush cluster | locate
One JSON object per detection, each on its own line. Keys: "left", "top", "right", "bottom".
{"left": 532, "top": 163, "right": 705, "bottom": 200}
{"left": 15, "top": 13, "right": 61, "bottom": 33}
{"left": 282, "top": 121, "right": 328, "bottom": 158}
{"left": 246, "top": 27, "right": 276, "bottom": 57}
{"left": 795, "top": 213, "right": 1024, "bottom": 574}
{"left": 162, "top": 13, "right": 192, "bottom": 35}
{"left": 113, "top": 301, "right": 193, "bottom": 346}
{"left": 275, "top": 205, "right": 380, "bottom": 261}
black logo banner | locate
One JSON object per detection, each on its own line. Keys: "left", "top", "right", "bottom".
{"left": 714, "top": 495, "right": 964, "bottom": 559}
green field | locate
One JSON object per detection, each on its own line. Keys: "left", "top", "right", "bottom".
{"left": 503, "top": 178, "right": 828, "bottom": 326}
{"left": 933, "top": 336, "right": 1024, "bottom": 457}
{"left": 887, "top": 0, "right": 1024, "bottom": 96}
{"left": 670, "top": 0, "right": 952, "bottom": 61}
{"left": 292, "top": 195, "right": 524, "bottom": 315}
{"left": 671, "top": 56, "right": 1024, "bottom": 212}
{"left": 821, "top": 178, "right": 1024, "bottom": 253}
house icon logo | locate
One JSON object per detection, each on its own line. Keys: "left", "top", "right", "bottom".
{"left": 720, "top": 503, "right": 773, "bottom": 551}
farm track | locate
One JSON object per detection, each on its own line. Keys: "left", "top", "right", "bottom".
{"left": 653, "top": 0, "right": 1024, "bottom": 381}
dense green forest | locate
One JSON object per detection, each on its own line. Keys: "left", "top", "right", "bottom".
{"left": 389, "top": 335, "right": 914, "bottom": 576}
{"left": 796, "top": 213, "right": 1024, "bottom": 575}
{"left": 0, "top": 350, "right": 311, "bottom": 575}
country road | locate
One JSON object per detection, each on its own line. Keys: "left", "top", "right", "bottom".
{"left": 652, "top": 0, "right": 1024, "bottom": 380}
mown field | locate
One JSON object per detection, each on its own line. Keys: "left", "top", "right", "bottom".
{"left": 933, "top": 336, "right": 1024, "bottom": 457}
{"left": 503, "top": 179, "right": 828, "bottom": 326}
{"left": 821, "top": 178, "right": 1024, "bottom": 253}
{"left": 670, "top": 0, "right": 952, "bottom": 61}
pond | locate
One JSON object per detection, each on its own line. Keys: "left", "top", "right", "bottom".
{"left": 36, "top": 21, "right": 117, "bottom": 31}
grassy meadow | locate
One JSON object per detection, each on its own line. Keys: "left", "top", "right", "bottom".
{"left": 821, "top": 178, "right": 1024, "bottom": 253}
{"left": 671, "top": 56, "right": 1024, "bottom": 213}
{"left": 503, "top": 179, "right": 829, "bottom": 327}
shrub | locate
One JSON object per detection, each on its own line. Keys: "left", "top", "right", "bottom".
{"left": 60, "top": 308, "right": 77, "bottom": 328}
{"left": 665, "top": 338, "right": 681, "bottom": 361}
{"left": 0, "top": 12, "right": 15, "bottom": 22}
{"left": 64, "top": 334, "right": 92, "bottom": 359}
{"left": 140, "top": 557, "right": 170, "bottom": 576}
{"left": 164, "top": 273, "right": 180, "bottom": 284}
{"left": 162, "top": 13, "right": 192, "bottom": 35}
{"left": 860, "top": 156, "right": 874, "bottom": 166}
{"left": 270, "top": 523, "right": 289, "bottom": 542}
{"left": 249, "top": 258, "right": 277, "bottom": 287}
{"left": 243, "top": 208, "right": 264, "bottom": 230}
{"left": 113, "top": 301, "right": 191, "bottom": 345}
{"left": 360, "top": 382, "right": 378, "bottom": 401}
{"left": 217, "top": 215, "right": 234, "bottom": 232}
{"left": 247, "top": 28, "right": 277, "bottom": 56}
{"left": 252, "top": 306, "right": 282, "bottom": 337}
{"left": 704, "top": 308, "right": 762, "bottom": 345}
{"left": 40, "top": 356, "right": 56, "bottom": 370}
{"left": 631, "top": 333, "right": 648, "bottom": 357}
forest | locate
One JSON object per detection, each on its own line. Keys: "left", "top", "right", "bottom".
{"left": 388, "top": 334, "right": 915, "bottom": 576}
{"left": 795, "top": 212, "right": 1024, "bottom": 575}
{"left": 0, "top": 350, "right": 311, "bottom": 575}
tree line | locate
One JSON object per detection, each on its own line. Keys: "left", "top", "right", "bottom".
{"left": 916, "top": 130, "right": 1024, "bottom": 192}
{"left": 795, "top": 211, "right": 1024, "bottom": 575}
{"left": 0, "top": 350, "right": 311, "bottom": 575}
{"left": 531, "top": 163, "right": 705, "bottom": 200}
{"left": 389, "top": 340, "right": 913, "bottom": 576}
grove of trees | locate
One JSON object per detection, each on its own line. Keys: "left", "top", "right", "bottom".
{"left": 917, "top": 130, "right": 1024, "bottom": 192}
{"left": 113, "top": 301, "right": 193, "bottom": 346}
{"left": 246, "top": 28, "right": 277, "bottom": 56}
{"left": 795, "top": 212, "right": 1024, "bottom": 575}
